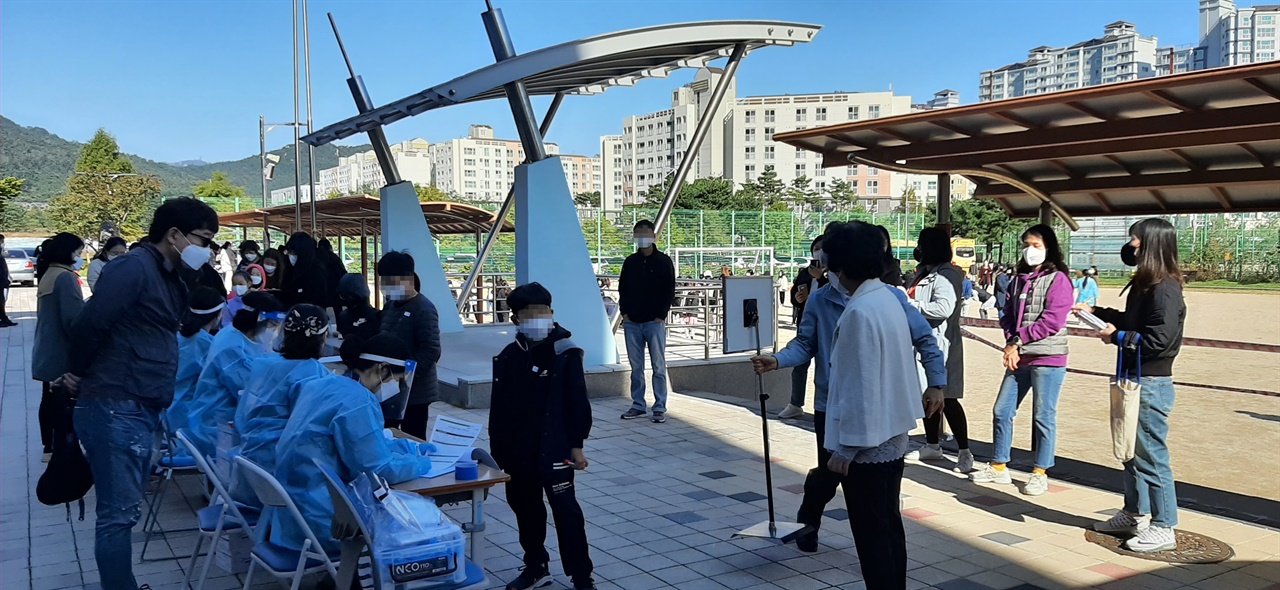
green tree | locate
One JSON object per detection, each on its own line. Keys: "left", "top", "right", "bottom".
{"left": 827, "top": 178, "right": 861, "bottom": 212}
{"left": 0, "top": 176, "right": 23, "bottom": 219}
{"left": 784, "top": 175, "right": 821, "bottom": 209}
{"left": 737, "top": 166, "right": 787, "bottom": 210}
{"left": 574, "top": 191, "right": 602, "bottom": 208}
{"left": 949, "top": 198, "right": 1023, "bottom": 254}
{"left": 192, "top": 171, "right": 248, "bottom": 214}
{"left": 48, "top": 131, "right": 161, "bottom": 239}
{"left": 415, "top": 184, "right": 451, "bottom": 202}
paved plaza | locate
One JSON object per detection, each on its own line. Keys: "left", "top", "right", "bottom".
{"left": 3, "top": 285, "right": 1279, "bottom": 590}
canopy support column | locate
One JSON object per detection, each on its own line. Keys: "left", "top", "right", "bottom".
{"left": 936, "top": 173, "right": 951, "bottom": 236}
{"left": 1038, "top": 202, "right": 1054, "bottom": 226}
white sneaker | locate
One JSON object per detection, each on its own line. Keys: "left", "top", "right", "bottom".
{"left": 954, "top": 450, "right": 974, "bottom": 473}
{"left": 1023, "top": 472, "right": 1049, "bottom": 496}
{"left": 1094, "top": 511, "right": 1151, "bottom": 536}
{"left": 905, "top": 444, "right": 945, "bottom": 462}
{"left": 777, "top": 404, "right": 804, "bottom": 419}
{"left": 970, "top": 464, "right": 1012, "bottom": 485}
{"left": 1124, "top": 525, "right": 1177, "bottom": 553}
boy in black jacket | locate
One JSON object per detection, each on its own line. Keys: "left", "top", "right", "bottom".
{"left": 489, "top": 282, "right": 595, "bottom": 590}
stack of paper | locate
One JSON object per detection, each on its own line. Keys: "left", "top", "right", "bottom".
{"left": 424, "top": 416, "right": 482, "bottom": 478}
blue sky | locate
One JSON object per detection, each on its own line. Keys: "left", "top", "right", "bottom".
{"left": 2, "top": 0, "right": 1201, "bottom": 164}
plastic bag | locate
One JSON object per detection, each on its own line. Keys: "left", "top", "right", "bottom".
{"left": 349, "top": 472, "right": 448, "bottom": 549}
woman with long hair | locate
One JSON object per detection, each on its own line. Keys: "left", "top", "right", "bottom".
{"left": 32, "top": 232, "right": 86, "bottom": 459}
{"left": 904, "top": 227, "right": 972, "bottom": 472}
{"left": 1080, "top": 218, "right": 1186, "bottom": 553}
{"left": 260, "top": 248, "right": 288, "bottom": 291}
{"left": 87, "top": 236, "right": 127, "bottom": 293}
{"left": 972, "top": 224, "right": 1073, "bottom": 497}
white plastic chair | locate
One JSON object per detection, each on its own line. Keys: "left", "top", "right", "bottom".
{"left": 173, "top": 430, "right": 260, "bottom": 590}
{"left": 233, "top": 455, "right": 338, "bottom": 590}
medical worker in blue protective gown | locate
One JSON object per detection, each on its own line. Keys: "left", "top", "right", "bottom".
{"left": 185, "top": 291, "right": 285, "bottom": 458}
{"left": 165, "top": 287, "right": 226, "bottom": 454}
{"left": 272, "top": 333, "right": 436, "bottom": 553}
{"left": 233, "top": 304, "right": 332, "bottom": 503}
{"left": 186, "top": 291, "right": 286, "bottom": 458}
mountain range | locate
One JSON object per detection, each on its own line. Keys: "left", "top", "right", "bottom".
{"left": 0, "top": 116, "right": 373, "bottom": 203}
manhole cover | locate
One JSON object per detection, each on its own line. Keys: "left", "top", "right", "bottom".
{"left": 1084, "top": 529, "right": 1235, "bottom": 564}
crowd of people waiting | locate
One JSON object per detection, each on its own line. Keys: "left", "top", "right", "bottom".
{"left": 6, "top": 199, "right": 1188, "bottom": 590}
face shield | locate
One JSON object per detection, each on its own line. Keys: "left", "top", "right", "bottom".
{"left": 360, "top": 354, "right": 416, "bottom": 422}
{"left": 257, "top": 311, "right": 286, "bottom": 352}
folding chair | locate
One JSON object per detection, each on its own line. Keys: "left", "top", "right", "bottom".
{"left": 316, "top": 460, "right": 486, "bottom": 590}
{"left": 173, "top": 430, "right": 261, "bottom": 590}
{"left": 233, "top": 455, "right": 338, "bottom": 590}
{"left": 140, "top": 414, "right": 202, "bottom": 561}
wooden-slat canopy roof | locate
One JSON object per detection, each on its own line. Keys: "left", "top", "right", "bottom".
{"left": 774, "top": 61, "right": 1280, "bottom": 224}
{"left": 218, "top": 195, "right": 514, "bottom": 238}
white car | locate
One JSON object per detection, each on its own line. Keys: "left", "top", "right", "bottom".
{"left": 5, "top": 250, "right": 36, "bottom": 286}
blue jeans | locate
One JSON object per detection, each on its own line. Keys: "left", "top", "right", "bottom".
{"left": 789, "top": 358, "right": 811, "bottom": 407}
{"left": 992, "top": 365, "right": 1066, "bottom": 470}
{"left": 75, "top": 397, "right": 161, "bottom": 590}
{"left": 1123, "top": 377, "right": 1179, "bottom": 528}
{"left": 624, "top": 320, "right": 668, "bottom": 413}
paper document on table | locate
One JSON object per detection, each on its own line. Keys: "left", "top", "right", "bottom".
{"left": 424, "top": 416, "right": 482, "bottom": 478}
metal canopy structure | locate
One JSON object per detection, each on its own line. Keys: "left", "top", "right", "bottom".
{"left": 301, "top": 20, "right": 820, "bottom": 147}
{"left": 774, "top": 61, "right": 1280, "bottom": 225}
{"left": 217, "top": 195, "right": 513, "bottom": 237}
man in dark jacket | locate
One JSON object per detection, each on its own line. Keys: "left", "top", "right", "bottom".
{"left": 281, "top": 231, "right": 330, "bottom": 310}
{"left": 60, "top": 198, "right": 218, "bottom": 590}
{"left": 618, "top": 219, "right": 675, "bottom": 423}
{"left": 489, "top": 282, "right": 595, "bottom": 590}
{"left": 0, "top": 234, "right": 13, "bottom": 327}
{"left": 375, "top": 251, "right": 441, "bottom": 438}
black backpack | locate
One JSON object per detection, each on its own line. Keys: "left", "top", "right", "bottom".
{"left": 36, "top": 386, "right": 93, "bottom": 519}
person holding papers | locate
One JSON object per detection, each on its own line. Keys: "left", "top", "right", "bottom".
{"left": 489, "top": 282, "right": 596, "bottom": 590}
{"left": 273, "top": 333, "right": 434, "bottom": 554}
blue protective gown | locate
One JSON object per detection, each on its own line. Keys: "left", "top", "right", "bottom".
{"left": 167, "top": 331, "right": 214, "bottom": 437}
{"left": 186, "top": 328, "right": 266, "bottom": 458}
{"left": 272, "top": 374, "right": 426, "bottom": 553}
{"left": 233, "top": 355, "right": 332, "bottom": 496}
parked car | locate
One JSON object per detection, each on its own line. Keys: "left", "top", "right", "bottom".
{"left": 5, "top": 249, "right": 36, "bottom": 286}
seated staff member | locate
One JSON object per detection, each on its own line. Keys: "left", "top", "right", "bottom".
{"left": 232, "top": 304, "right": 331, "bottom": 503}
{"left": 272, "top": 334, "right": 434, "bottom": 554}
{"left": 822, "top": 221, "right": 944, "bottom": 590}
{"left": 166, "top": 287, "right": 225, "bottom": 444}
{"left": 752, "top": 224, "right": 946, "bottom": 554}
{"left": 186, "top": 291, "right": 285, "bottom": 458}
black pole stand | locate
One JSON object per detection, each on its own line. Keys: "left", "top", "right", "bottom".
{"left": 733, "top": 305, "right": 814, "bottom": 544}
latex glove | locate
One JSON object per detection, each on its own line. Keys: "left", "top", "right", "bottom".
{"left": 418, "top": 442, "right": 438, "bottom": 456}
{"left": 417, "top": 456, "right": 435, "bottom": 476}
{"left": 383, "top": 428, "right": 396, "bottom": 440}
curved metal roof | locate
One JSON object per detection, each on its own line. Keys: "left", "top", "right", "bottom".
{"left": 302, "top": 20, "right": 821, "bottom": 147}
{"left": 218, "top": 196, "right": 514, "bottom": 237}
{"left": 775, "top": 61, "right": 1280, "bottom": 221}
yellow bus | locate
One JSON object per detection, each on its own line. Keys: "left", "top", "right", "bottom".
{"left": 951, "top": 237, "right": 977, "bottom": 272}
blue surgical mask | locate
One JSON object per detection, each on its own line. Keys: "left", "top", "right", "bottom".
{"left": 517, "top": 318, "right": 554, "bottom": 341}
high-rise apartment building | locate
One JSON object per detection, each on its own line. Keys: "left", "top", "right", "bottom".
{"left": 271, "top": 139, "right": 432, "bottom": 206}
{"left": 1200, "top": 1, "right": 1280, "bottom": 67}
{"left": 427, "top": 125, "right": 600, "bottom": 203}
{"left": 979, "top": 22, "right": 1159, "bottom": 101}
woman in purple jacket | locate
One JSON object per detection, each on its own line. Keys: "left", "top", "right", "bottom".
{"left": 971, "top": 225, "right": 1073, "bottom": 497}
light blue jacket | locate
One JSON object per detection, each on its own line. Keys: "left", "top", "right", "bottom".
{"left": 776, "top": 283, "right": 946, "bottom": 412}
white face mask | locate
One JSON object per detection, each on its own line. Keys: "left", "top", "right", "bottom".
{"left": 826, "top": 270, "right": 850, "bottom": 297}
{"left": 250, "top": 275, "right": 263, "bottom": 285}
{"left": 288, "top": 254, "right": 298, "bottom": 266}
{"left": 233, "top": 285, "right": 249, "bottom": 297}
{"left": 634, "top": 237, "right": 655, "bottom": 249}
{"left": 244, "top": 253, "right": 258, "bottom": 262}
{"left": 1023, "top": 246, "right": 1047, "bottom": 267}
{"left": 517, "top": 318, "right": 554, "bottom": 341}
{"left": 180, "top": 236, "right": 212, "bottom": 270}
{"left": 72, "top": 258, "right": 85, "bottom": 271}
{"left": 376, "top": 380, "right": 401, "bottom": 402}
{"left": 107, "top": 253, "right": 121, "bottom": 261}
{"left": 263, "top": 264, "right": 277, "bottom": 275}
{"left": 383, "top": 285, "right": 407, "bottom": 301}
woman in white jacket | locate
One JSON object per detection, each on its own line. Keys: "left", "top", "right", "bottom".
{"left": 823, "top": 221, "right": 943, "bottom": 590}
{"left": 904, "top": 227, "right": 973, "bottom": 473}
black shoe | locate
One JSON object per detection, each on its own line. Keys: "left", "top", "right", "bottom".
{"left": 572, "top": 576, "right": 597, "bottom": 590}
{"left": 505, "top": 564, "right": 551, "bottom": 590}
{"left": 651, "top": 411, "right": 666, "bottom": 423}
{"left": 0, "top": 320, "right": 16, "bottom": 328}
{"left": 795, "top": 519, "right": 819, "bottom": 553}
{"left": 621, "top": 408, "right": 647, "bottom": 420}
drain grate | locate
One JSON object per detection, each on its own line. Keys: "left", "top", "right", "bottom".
{"left": 1084, "top": 529, "right": 1235, "bottom": 564}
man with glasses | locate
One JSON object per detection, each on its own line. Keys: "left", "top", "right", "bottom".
{"left": 60, "top": 197, "right": 219, "bottom": 590}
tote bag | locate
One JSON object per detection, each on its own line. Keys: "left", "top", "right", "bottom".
{"left": 1109, "top": 332, "right": 1141, "bottom": 462}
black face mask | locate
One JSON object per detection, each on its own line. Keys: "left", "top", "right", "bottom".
{"left": 912, "top": 247, "right": 922, "bottom": 263}
{"left": 1120, "top": 242, "right": 1138, "bottom": 267}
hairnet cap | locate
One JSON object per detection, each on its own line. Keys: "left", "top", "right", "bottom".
{"left": 337, "top": 273, "right": 370, "bottom": 299}
{"left": 284, "top": 304, "right": 328, "bottom": 336}
{"left": 189, "top": 287, "right": 225, "bottom": 314}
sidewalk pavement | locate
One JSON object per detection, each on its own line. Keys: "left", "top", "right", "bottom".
{"left": 3, "top": 285, "right": 1279, "bottom": 590}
